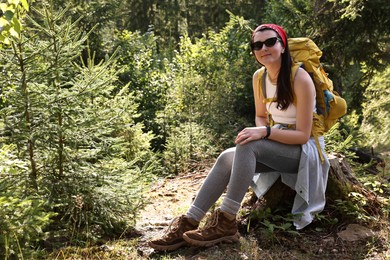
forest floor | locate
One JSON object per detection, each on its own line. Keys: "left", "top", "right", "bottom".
{"left": 49, "top": 156, "right": 390, "bottom": 260}
{"left": 133, "top": 163, "right": 390, "bottom": 260}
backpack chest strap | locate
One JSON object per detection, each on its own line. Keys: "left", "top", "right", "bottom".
{"left": 262, "top": 97, "right": 277, "bottom": 104}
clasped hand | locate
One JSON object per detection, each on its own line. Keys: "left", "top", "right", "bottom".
{"left": 235, "top": 126, "right": 267, "bottom": 145}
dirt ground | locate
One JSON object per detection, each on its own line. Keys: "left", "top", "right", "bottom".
{"left": 135, "top": 167, "right": 390, "bottom": 260}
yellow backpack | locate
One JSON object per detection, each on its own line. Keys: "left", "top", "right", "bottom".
{"left": 259, "top": 37, "right": 348, "bottom": 161}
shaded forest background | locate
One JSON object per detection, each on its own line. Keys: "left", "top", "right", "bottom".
{"left": 0, "top": 0, "right": 389, "bottom": 258}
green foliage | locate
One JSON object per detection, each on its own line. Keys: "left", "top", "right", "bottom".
{"left": 108, "top": 13, "right": 260, "bottom": 153}
{"left": 359, "top": 65, "right": 390, "bottom": 150}
{"left": 49, "top": 0, "right": 267, "bottom": 63}
{"left": 161, "top": 14, "right": 256, "bottom": 149}
{"left": 312, "top": 212, "right": 339, "bottom": 228}
{"left": 363, "top": 180, "right": 388, "bottom": 197}
{"left": 109, "top": 29, "right": 171, "bottom": 150}
{"left": 0, "top": 144, "right": 55, "bottom": 259}
{"left": 163, "top": 122, "right": 217, "bottom": 175}
{"left": 333, "top": 192, "right": 378, "bottom": 224}
{"left": 247, "top": 207, "right": 300, "bottom": 239}
{"left": 58, "top": 157, "right": 155, "bottom": 244}
{"left": 324, "top": 122, "right": 356, "bottom": 154}
{"left": 0, "top": 0, "right": 29, "bottom": 46}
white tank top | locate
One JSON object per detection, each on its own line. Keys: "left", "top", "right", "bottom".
{"left": 265, "top": 72, "right": 316, "bottom": 125}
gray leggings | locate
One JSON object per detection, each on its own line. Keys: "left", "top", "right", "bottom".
{"left": 186, "top": 139, "right": 302, "bottom": 221}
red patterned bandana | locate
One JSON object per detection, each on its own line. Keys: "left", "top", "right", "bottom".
{"left": 252, "top": 24, "right": 287, "bottom": 47}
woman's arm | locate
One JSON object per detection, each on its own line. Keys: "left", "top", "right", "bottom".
{"left": 236, "top": 68, "right": 315, "bottom": 145}
{"left": 253, "top": 69, "right": 269, "bottom": 127}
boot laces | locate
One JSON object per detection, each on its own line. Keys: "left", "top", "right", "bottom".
{"left": 163, "top": 216, "right": 183, "bottom": 237}
{"left": 203, "top": 209, "right": 220, "bottom": 229}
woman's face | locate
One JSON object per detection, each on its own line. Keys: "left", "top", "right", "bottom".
{"left": 252, "top": 29, "right": 284, "bottom": 67}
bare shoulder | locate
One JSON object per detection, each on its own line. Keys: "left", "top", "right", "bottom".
{"left": 294, "top": 67, "right": 312, "bottom": 83}
{"left": 293, "top": 67, "right": 315, "bottom": 93}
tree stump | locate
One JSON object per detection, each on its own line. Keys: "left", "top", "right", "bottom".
{"left": 325, "top": 153, "right": 383, "bottom": 216}
{"left": 246, "top": 153, "right": 383, "bottom": 217}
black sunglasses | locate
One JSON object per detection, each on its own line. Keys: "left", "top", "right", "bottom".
{"left": 251, "top": 37, "right": 280, "bottom": 51}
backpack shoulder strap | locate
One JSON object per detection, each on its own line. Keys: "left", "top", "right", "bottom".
{"left": 256, "top": 67, "right": 266, "bottom": 99}
{"left": 258, "top": 67, "right": 277, "bottom": 104}
{"left": 262, "top": 69, "right": 267, "bottom": 99}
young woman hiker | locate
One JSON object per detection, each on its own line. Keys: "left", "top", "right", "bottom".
{"left": 148, "top": 24, "right": 330, "bottom": 251}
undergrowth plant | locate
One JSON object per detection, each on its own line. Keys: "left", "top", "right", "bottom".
{"left": 324, "top": 122, "right": 356, "bottom": 155}
{"left": 163, "top": 122, "right": 217, "bottom": 175}
{"left": 0, "top": 145, "right": 55, "bottom": 259}
{"left": 247, "top": 207, "right": 300, "bottom": 240}
{"left": 334, "top": 192, "right": 378, "bottom": 224}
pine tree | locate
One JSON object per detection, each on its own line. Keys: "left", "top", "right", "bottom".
{"left": 0, "top": 2, "right": 155, "bottom": 244}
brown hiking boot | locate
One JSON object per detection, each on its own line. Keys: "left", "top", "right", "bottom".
{"left": 148, "top": 215, "right": 199, "bottom": 251}
{"left": 183, "top": 208, "right": 240, "bottom": 247}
